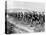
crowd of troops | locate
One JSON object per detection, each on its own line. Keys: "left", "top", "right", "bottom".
{"left": 8, "top": 11, "right": 45, "bottom": 26}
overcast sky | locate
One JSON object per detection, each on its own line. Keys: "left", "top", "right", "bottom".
{"left": 7, "top": 0, "right": 44, "bottom": 12}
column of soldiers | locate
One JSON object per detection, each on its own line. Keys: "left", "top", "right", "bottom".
{"left": 8, "top": 11, "right": 45, "bottom": 27}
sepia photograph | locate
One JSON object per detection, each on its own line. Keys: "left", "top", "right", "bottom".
{"left": 5, "top": 0, "right": 45, "bottom": 34}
